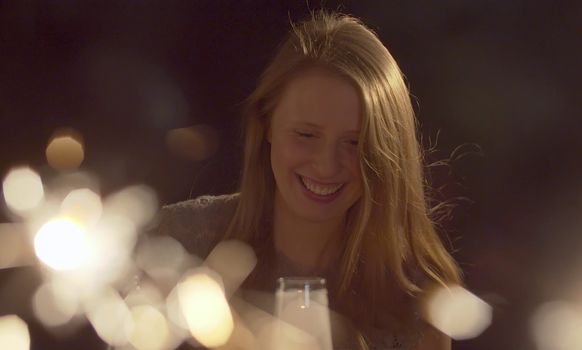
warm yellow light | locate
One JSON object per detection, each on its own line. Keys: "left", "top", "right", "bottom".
{"left": 531, "top": 301, "right": 582, "bottom": 350}
{"left": 103, "top": 185, "right": 157, "bottom": 228}
{"left": 426, "top": 285, "right": 492, "bottom": 340}
{"left": 165, "top": 125, "right": 219, "bottom": 161}
{"left": 85, "top": 288, "right": 134, "bottom": 347}
{"left": 83, "top": 214, "right": 137, "bottom": 287}
{"left": 32, "top": 282, "right": 79, "bottom": 327}
{"left": 0, "top": 315, "right": 30, "bottom": 350}
{"left": 177, "top": 270, "right": 234, "bottom": 348}
{"left": 136, "top": 236, "right": 187, "bottom": 288}
{"left": 34, "top": 218, "right": 88, "bottom": 270}
{"left": 46, "top": 130, "right": 84, "bottom": 170}
{"left": 205, "top": 240, "right": 257, "bottom": 298}
{"left": 2, "top": 167, "right": 44, "bottom": 212}
{"left": 61, "top": 188, "right": 102, "bottom": 226}
{"left": 129, "top": 305, "right": 170, "bottom": 350}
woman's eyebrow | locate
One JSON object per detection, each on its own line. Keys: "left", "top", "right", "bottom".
{"left": 289, "top": 121, "right": 360, "bottom": 134}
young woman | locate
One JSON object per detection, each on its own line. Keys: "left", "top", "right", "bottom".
{"left": 158, "top": 11, "right": 461, "bottom": 350}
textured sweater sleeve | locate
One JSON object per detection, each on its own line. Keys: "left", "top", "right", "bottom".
{"left": 152, "top": 193, "right": 238, "bottom": 259}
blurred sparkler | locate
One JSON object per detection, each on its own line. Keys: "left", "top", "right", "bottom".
{"left": 0, "top": 315, "right": 30, "bottom": 350}
{"left": 423, "top": 284, "right": 492, "bottom": 340}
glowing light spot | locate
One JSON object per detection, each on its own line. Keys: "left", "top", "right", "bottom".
{"left": 205, "top": 240, "right": 257, "bottom": 298}
{"left": 104, "top": 185, "right": 157, "bottom": 228}
{"left": 136, "top": 236, "right": 187, "bottom": 287}
{"left": 2, "top": 167, "right": 44, "bottom": 212}
{"left": 531, "top": 301, "right": 582, "bottom": 350}
{"left": 85, "top": 288, "right": 134, "bottom": 347}
{"left": 124, "top": 282, "right": 164, "bottom": 308}
{"left": 177, "top": 269, "right": 233, "bottom": 347}
{"left": 46, "top": 129, "right": 84, "bottom": 170}
{"left": 61, "top": 188, "right": 102, "bottom": 226}
{"left": 165, "top": 125, "right": 219, "bottom": 161}
{"left": 425, "top": 285, "right": 492, "bottom": 340}
{"left": 129, "top": 305, "right": 170, "bottom": 350}
{"left": 0, "top": 315, "right": 29, "bottom": 350}
{"left": 34, "top": 218, "right": 88, "bottom": 270}
{"left": 166, "top": 286, "right": 189, "bottom": 330}
{"left": 32, "top": 282, "right": 79, "bottom": 327}
{"left": 83, "top": 214, "right": 137, "bottom": 286}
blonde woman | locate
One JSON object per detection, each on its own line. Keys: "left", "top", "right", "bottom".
{"left": 157, "top": 11, "right": 462, "bottom": 350}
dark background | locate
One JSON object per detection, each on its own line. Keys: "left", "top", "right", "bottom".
{"left": 1, "top": 0, "right": 581, "bottom": 349}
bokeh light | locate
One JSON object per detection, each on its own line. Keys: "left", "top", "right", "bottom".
{"left": 129, "top": 305, "right": 170, "bottom": 350}
{"left": 60, "top": 188, "right": 102, "bottom": 226}
{"left": 177, "top": 269, "right": 234, "bottom": 348}
{"left": 165, "top": 125, "right": 219, "bottom": 161}
{"left": 34, "top": 218, "right": 88, "bottom": 271}
{"left": 32, "top": 281, "right": 80, "bottom": 327}
{"left": 85, "top": 288, "right": 134, "bottom": 347}
{"left": 124, "top": 281, "right": 164, "bottom": 309}
{"left": 136, "top": 236, "right": 188, "bottom": 290}
{"left": 0, "top": 315, "right": 30, "bottom": 350}
{"left": 205, "top": 240, "right": 257, "bottom": 298}
{"left": 103, "top": 185, "right": 157, "bottom": 228}
{"left": 46, "top": 128, "right": 85, "bottom": 170}
{"left": 530, "top": 301, "right": 582, "bottom": 350}
{"left": 425, "top": 285, "right": 492, "bottom": 340}
{"left": 2, "top": 167, "right": 44, "bottom": 213}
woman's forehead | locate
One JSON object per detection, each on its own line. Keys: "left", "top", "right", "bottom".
{"left": 273, "top": 68, "right": 361, "bottom": 130}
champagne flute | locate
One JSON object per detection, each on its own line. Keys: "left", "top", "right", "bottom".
{"left": 274, "top": 277, "right": 333, "bottom": 350}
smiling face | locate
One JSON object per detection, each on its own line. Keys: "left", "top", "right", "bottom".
{"left": 268, "top": 67, "right": 363, "bottom": 224}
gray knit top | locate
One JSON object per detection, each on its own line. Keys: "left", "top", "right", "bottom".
{"left": 154, "top": 193, "right": 424, "bottom": 350}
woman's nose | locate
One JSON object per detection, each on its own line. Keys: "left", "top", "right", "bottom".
{"left": 311, "top": 144, "right": 341, "bottom": 178}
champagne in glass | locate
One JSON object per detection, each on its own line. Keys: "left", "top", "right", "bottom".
{"left": 274, "top": 277, "right": 332, "bottom": 350}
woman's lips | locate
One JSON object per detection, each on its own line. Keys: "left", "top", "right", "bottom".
{"left": 296, "top": 174, "right": 345, "bottom": 203}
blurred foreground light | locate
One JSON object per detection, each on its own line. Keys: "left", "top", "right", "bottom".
{"left": 83, "top": 215, "right": 137, "bottom": 287}
{"left": 104, "top": 185, "right": 157, "bottom": 228}
{"left": 531, "top": 301, "right": 582, "bottom": 350}
{"left": 425, "top": 285, "right": 492, "bottom": 340}
{"left": 205, "top": 240, "right": 257, "bottom": 298}
{"left": 61, "top": 188, "right": 102, "bottom": 226}
{"left": 136, "top": 236, "right": 187, "bottom": 288}
{"left": 0, "top": 315, "right": 30, "bottom": 350}
{"left": 177, "top": 269, "right": 233, "bottom": 348}
{"left": 33, "top": 282, "right": 79, "bottom": 327}
{"left": 85, "top": 288, "right": 134, "bottom": 347}
{"left": 129, "top": 305, "right": 170, "bottom": 350}
{"left": 165, "top": 125, "right": 219, "bottom": 161}
{"left": 34, "top": 218, "right": 88, "bottom": 271}
{"left": 0, "top": 224, "right": 32, "bottom": 269}
{"left": 46, "top": 129, "right": 85, "bottom": 170}
{"left": 2, "top": 167, "right": 44, "bottom": 212}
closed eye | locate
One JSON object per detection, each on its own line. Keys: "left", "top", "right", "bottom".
{"left": 296, "top": 131, "right": 315, "bottom": 138}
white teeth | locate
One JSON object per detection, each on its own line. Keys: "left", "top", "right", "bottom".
{"left": 300, "top": 176, "right": 343, "bottom": 196}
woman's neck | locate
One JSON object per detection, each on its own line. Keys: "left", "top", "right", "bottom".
{"left": 272, "top": 192, "right": 345, "bottom": 274}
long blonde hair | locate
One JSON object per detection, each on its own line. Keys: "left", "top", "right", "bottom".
{"left": 225, "top": 10, "right": 461, "bottom": 316}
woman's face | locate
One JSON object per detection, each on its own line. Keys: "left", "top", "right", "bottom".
{"left": 268, "top": 68, "right": 363, "bottom": 224}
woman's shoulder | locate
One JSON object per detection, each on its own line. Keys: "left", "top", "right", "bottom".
{"left": 153, "top": 193, "right": 239, "bottom": 258}
{"left": 162, "top": 193, "right": 239, "bottom": 216}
